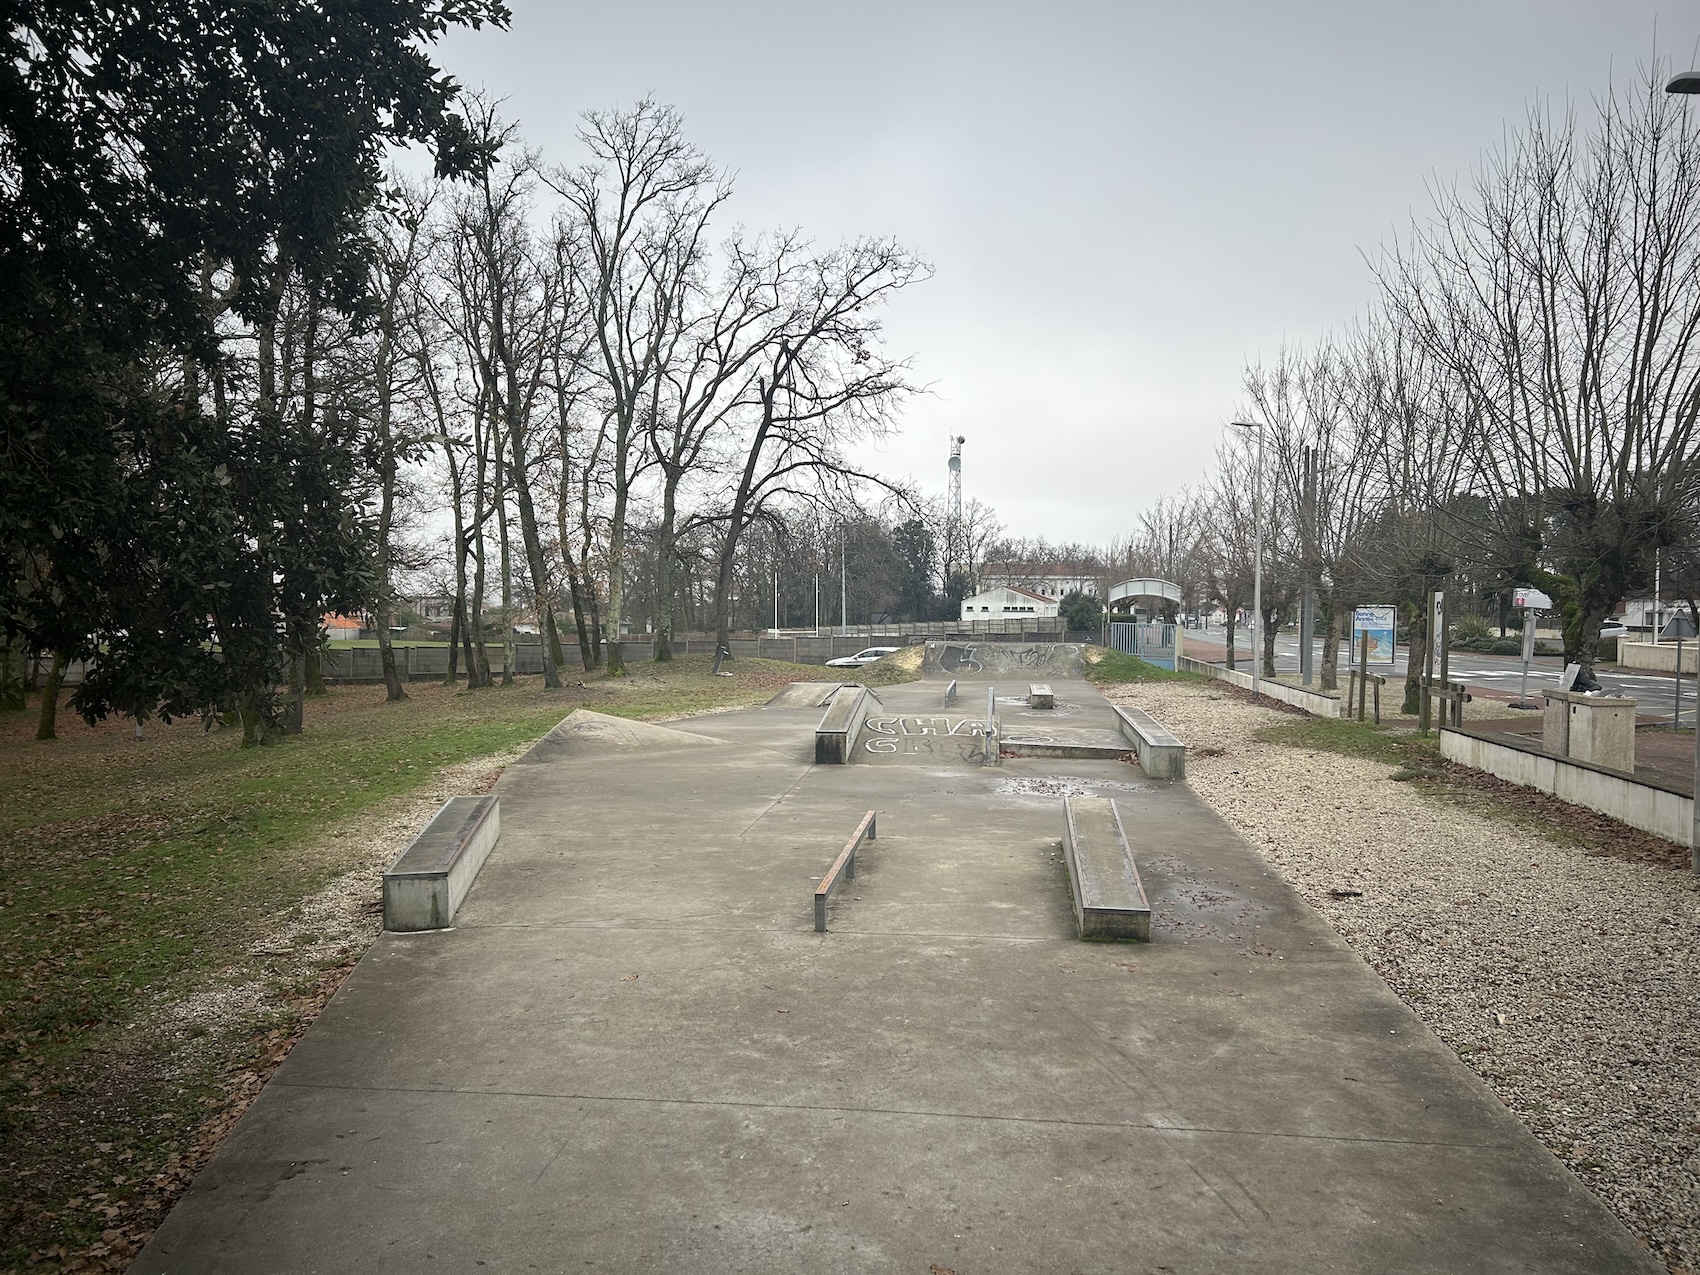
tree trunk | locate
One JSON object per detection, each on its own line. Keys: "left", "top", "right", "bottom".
{"left": 283, "top": 652, "right": 305, "bottom": 735}
{"left": 565, "top": 565, "right": 593, "bottom": 673}
{"left": 603, "top": 506, "right": 628, "bottom": 676}
{"left": 304, "top": 647, "right": 326, "bottom": 697}
{"left": 653, "top": 485, "right": 679, "bottom": 662}
{"left": 1261, "top": 601, "right": 1278, "bottom": 679}
{"left": 444, "top": 606, "right": 461, "bottom": 687}
{"left": 1403, "top": 599, "right": 1427, "bottom": 715}
{"left": 506, "top": 446, "right": 561, "bottom": 688}
{"left": 1319, "top": 599, "right": 1340, "bottom": 692}
{"left": 34, "top": 650, "right": 66, "bottom": 740}
{"left": 1224, "top": 608, "right": 1237, "bottom": 671}
{"left": 377, "top": 613, "right": 407, "bottom": 701}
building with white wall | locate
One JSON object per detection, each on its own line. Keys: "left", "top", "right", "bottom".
{"left": 959, "top": 584, "right": 1061, "bottom": 620}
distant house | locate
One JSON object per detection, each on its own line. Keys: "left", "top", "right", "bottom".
{"left": 322, "top": 612, "right": 365, "bottom": 640}
{"left": 408, "top": 594, "right": 454, "bottom": 623}
{"left": 959, "top": 584, "right": 1060, "bottom": 620}
{"left": 980, "top": 563, "right": 1101, "bottom": 600}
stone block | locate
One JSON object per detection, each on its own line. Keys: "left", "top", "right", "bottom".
{"left": 383, "top": 796, "right": 501, "bottom": 932}
{"left": 1027, "top": 683, "right": 1055, "bottom": 709}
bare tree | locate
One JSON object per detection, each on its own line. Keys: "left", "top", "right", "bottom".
{"left": 548, "top": 100, "right": 725, "bottom": 675}
{"left": 705, "top": 238, "right": 928, "bottom": 652}
{"left": 1384, "top": 71, "right": 1700, "bottom": 675}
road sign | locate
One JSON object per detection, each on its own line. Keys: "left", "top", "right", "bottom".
{"left": 1513, "top": 586, "right": 1553, "bottom": 610}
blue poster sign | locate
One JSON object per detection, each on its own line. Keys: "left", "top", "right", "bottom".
{"left": 1352, "top": 605, "right": 1396, "bottom": 664}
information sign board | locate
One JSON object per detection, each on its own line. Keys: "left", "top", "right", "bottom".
{"left": 1513, "top": 586, "right": 1553, "bottom": 610}
{"left": 1351, "top": 605, "right": 1397, "bottom": 665}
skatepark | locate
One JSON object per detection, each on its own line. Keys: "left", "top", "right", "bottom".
{"left": 132, "top": 646, "right": 1660, "bottom": 1273}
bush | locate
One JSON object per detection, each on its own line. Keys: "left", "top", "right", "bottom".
{"left": 1489, "top": 638, "right": 1522, "bottom": 656}
{"left": 1450, "top": 614, "right": 1493, "bottom": 646}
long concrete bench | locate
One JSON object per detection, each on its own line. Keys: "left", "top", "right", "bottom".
{"left": 383, "top": 796, "right": 501, "bottom": 932}
{"left": 1061, "top": 796, "right": 1150, "bottom": 941}
{"left": 1113, "top": 705, "right": 1187, "bottom": 780}
{"left": 815, "top": 684, "right": 880, "bottom": 764}
{"left": 1028, "top": 683, "right": 1055, "bottom": 709}
{"left": 814, "top": 810, "right": 876, "bottom": 931}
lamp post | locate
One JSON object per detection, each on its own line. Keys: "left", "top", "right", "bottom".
{"left": 1666, "top": 69, "right": 1700, "bottom": 872}
{"left": 1230, "top": 419, "right": 1266, "bottom": 703}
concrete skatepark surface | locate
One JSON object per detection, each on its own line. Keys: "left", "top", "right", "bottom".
{"left": 133, "top": 676, "right": 1658, "bottom": 1273}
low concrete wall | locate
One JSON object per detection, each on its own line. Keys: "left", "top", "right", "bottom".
{"left": 1113, "top": 705, "right": 1187, "bottom": 780}
{"left": 1620, "top": 641, "right": 1697, "bottom": 674}
{"left": 1177, "top": 657, "right": 1341, "bottom": 718}
{"left": 1438, "top": 727, "right": 1690, "bottom": 846}
{"left": 382, "top": 796, "right": 501, "bottom": 931}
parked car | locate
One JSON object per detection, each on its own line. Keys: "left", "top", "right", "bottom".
{"left": 1599, "top": 621, "right": 1629, "bottom": 640}
{"left": 825, "top": 646, "right": 900, "bottom": 669}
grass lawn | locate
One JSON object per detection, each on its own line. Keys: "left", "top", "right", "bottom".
{"left": 1082, "top": 647, "right": 1201, "bottom": 685}
{"left": 0, "top": 653, "right": 886, "bottom": 1271}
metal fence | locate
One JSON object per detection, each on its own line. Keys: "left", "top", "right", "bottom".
{"left": 1108, "top": 622, "right": 1177, "bottom": 670}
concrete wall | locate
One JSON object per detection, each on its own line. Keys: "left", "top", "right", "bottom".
{"left": 1620, "top": 641, "right": 1697, "bottom": 674}
{"left": 1177, "top": 657, "right": 1341, "bottom": 718}
{"left": 1439, "top": 727, "right": 1691, "bottom": 846}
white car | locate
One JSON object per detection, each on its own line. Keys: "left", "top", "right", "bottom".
{"left": 825, "top": 646, "right": 900, "bottom": 669}
{"left": 1599, "top": 621, "right": 1629, "bottom": 640}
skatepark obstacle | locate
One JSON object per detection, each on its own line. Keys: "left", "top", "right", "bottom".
{"left": 382, "top": 796, "right": 501, "bottom": 932}
{"left": 814, "top": 810, "right": 877, "bottom": 931}
{"left": 1061, "top": 795, "right": 1150, "bottom": 941}
{"left": 1113, "top": 705, "right": 1188, "bottom": 780}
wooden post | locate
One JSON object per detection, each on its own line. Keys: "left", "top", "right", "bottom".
{"left": 1358, "top": 630, "right": 1370, "bottom": 721}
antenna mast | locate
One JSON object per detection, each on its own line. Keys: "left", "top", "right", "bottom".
{"left": 947, "top": 435, "right": 965, "bottom": 585}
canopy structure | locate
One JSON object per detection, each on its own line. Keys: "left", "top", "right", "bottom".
{"left": 1107, "top": 578, "right": 1183, "bottom": 609}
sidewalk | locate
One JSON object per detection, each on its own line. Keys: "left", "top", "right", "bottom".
{"left": 132, "top": 677, "right": 1658, "bottom": 1273}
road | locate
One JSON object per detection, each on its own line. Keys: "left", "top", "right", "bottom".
{"left": 1190, "top": 630, "right": 1690, "bottom": 719}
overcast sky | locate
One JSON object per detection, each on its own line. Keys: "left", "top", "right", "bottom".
{"left": 433, "top": 1, "right": 1699, "bottom": 548}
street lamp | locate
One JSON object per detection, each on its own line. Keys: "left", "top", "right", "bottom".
{"left": 1229, "top": 419, "right": 1265, "bottom": 703}
{"left": 1666, "top": 70, "right": 1700, "bottom": 874}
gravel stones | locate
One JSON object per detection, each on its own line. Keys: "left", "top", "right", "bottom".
{"left": 1105, "top": 681, "right": 1700, "bottom": 1273}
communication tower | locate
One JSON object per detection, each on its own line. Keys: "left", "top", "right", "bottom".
{"left": 946, "top": 435, "right": 965, "bottom": 580}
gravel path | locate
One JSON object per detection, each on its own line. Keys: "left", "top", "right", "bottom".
{"left": 1105, "top": 680, "right": 1700, "bottom": 1274}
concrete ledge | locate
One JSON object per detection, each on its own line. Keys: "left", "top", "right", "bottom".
{"left": 383, "top": 796, "right": 501, "bottom": 932}
{"left": 814, "top": 810, "right": 876, "bottom": 931}
{"left": 1028, "top": 682, "right": 1055, "bottom": 709}
{"left": 1114, "top": 705, "right": 1187, "bottom": 780}
{"left": 1439, "top": 726, "right": 1691, "bottom": 846}
{"left": 815, "top": 685, "right": 879, "bottom": 764}
{"left": 1177, "top": 656, "right": 1341, "bottom": 718}
{"left": 1062, "top": 796, "right": 1150, "bottom": 941}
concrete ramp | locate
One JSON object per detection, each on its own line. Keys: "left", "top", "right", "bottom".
{"left": 922, "top": 641, "right": 1085, "bottom": 680}
{"left": 514, "top": 709, "right": 721, "bottom": 763}
{"left": 766, "top": 681, "right": 849, "bottom": 708}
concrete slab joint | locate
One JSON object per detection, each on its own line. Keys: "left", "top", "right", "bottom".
{"left": 814, "top": 810, "right": 876, "bottom": 931}
{"left": 382, "top": 795, "right": 501, "bottom": 932}
{"left": 1061, "top": 795, "right": 1150, "bottom": 941}
{"left": 1114, "top": 705, "right": 1188, "bottom": 780}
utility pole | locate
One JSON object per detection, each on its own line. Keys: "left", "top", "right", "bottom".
{"left": 1230, "top": 420, "right": 1265, "bottom": 702}
{"left": 840, "top": 533, "right": 848, "bottom": 637}
{"left": 1299, "top": 444, "right": 1317, "bottom": 687}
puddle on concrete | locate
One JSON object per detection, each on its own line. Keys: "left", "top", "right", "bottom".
{"left": 1144, "top": 860, "right": 1280, "bottom": 958}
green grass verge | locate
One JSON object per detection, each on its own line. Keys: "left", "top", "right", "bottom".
{"left": 1, "top": 653, "right": 896, "bottom": 1267}
{"left": 1082, "top": 648, "right": 1201, "bottom": 685}
{"left": 1254, "top": 713, "right": 1441, "bottom": 773}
